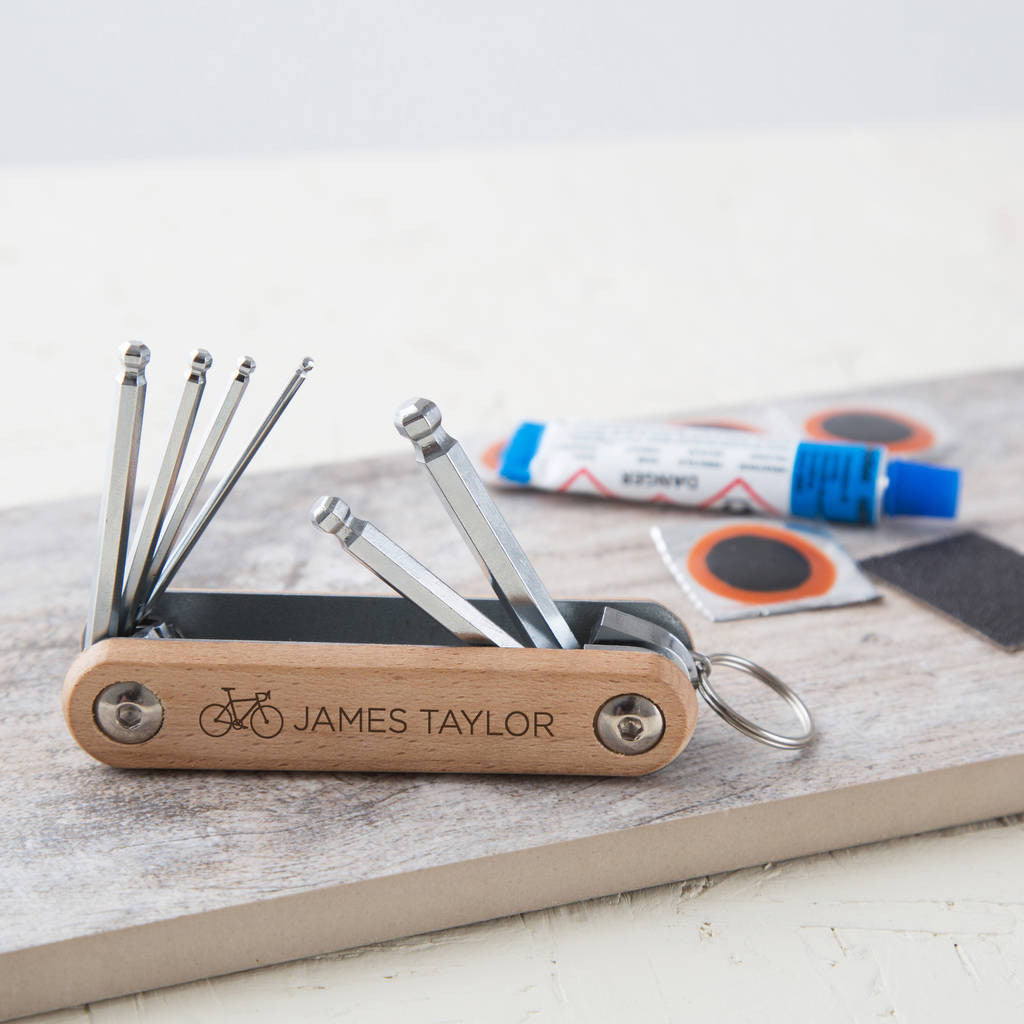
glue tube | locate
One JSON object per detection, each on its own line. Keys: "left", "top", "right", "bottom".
{"left": 496, "top": 421, "right": 959, "bottom": 525}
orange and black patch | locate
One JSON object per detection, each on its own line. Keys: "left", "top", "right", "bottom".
{"left": 686, "top": 523, "right": 837, "bottom": 605}
{"left": 803, "top": 407, "right": 934, "bottom": 454}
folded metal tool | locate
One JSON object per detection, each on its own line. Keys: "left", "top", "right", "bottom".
{"left": 64, "top": 379, "right": 814, "bottom": 776}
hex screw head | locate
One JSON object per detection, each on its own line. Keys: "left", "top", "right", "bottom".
{"left": 116, "top": 703, "right": 143, "bottom": 729}
{"left": 618, "top": 715, "right": 645, "bottom": 741}
{"left": 594, "top": 694, "right": 664, "bottom": 755}
{"left": 94, "top": 681, "right": 164, "bottom": 744}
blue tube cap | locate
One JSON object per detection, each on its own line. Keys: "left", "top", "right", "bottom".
{"left": 498, "top": 422, "right": 545, "bottom": 484}
{"left": 883, "top": 460, "right": 960, "bottom": 518}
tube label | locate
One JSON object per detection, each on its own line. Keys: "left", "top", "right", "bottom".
{"left": 500, "top": 421, "right": 802, "bottom": 516}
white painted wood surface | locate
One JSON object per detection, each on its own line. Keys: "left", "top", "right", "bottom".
{"left": 4, "top": 123, "right": 1024, "bottom": 1022}
{"left": 24, "top": 816, "right": 1024, "bottom": 1024}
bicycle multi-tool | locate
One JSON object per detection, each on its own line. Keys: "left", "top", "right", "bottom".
{"left": 63, "top": 347, "right": 815, "bottom": 776}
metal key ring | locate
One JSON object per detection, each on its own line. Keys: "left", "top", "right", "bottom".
{"left": 692, "top": 652, "right": 815, "bottom": 750}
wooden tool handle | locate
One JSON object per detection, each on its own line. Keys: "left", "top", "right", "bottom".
{"left": 63, "top": 639, "right": 698, "bottom": 776}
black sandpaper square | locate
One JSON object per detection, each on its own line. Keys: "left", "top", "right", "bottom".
{"left": 860, "top": 532, "right": 1024, "bottom": 651}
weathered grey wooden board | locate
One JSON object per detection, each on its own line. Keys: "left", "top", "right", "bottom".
{"left": 2, "top": 370, "right": 1023, "bottom": 1020}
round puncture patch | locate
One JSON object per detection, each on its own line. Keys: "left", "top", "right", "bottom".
{"left": 686, "top": 523, "right": 837, "bottom": 604}
{"left": 803, "top": 407, "right": 935, "bottom": 454}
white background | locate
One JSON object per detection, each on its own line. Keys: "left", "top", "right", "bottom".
{"left": 2, "top": 4, "right": 1023, "bottom": 1021}
{"left": 1, "top": 1, "right": 1023, "bottom": 161}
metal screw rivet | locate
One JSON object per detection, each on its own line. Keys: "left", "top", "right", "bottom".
{"left": 94, "top": 681, "right": 164, "bottom": 744}
{"left": 595, "top": 694, "right": 664, "bottom": 755}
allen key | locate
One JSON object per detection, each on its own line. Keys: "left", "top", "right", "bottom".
{"left": 131, "top": 355, "right": 256, "bottom": 623}
{"left": 142, "top": 357, "right": 314, "bottom": 617}
{"left": 120, "top": 349, "right": 212, "bottom": 633}
{"left": 395, "top": 399, "right": 578, "bottom": 650}
{"left": 85, "top": 342, "right": 150, "bottom": 647}
{"left": 312, "top": 497, "right": 522, "bottom": 648}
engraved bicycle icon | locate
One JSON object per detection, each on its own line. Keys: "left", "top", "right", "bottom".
{"left": 199, "top": 687, "right": 284, "bottom": 739}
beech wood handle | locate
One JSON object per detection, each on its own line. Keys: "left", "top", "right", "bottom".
{"left": 63, "top": 638, "right": 698, "bottom": 776}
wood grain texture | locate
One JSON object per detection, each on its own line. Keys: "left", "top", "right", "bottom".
{"left": 62, "top": 638, "right": 697, "bottom": 775}
{"left": 1, "top": 369, "right": 1023, "bottom": 1020}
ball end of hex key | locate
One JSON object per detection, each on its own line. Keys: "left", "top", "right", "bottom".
{"left": 394, "top": 398, "right": 453, "bottom": 458}
{"left": 121, "top": 341, "right": 151, "bottom": 374}
{"left": 394, "top": 397, "right": 441, "bottom": 440}
{"left": 311, "top": 495, "right": 354, "bottom": 538}
{"left": 299, "top": 356, "right": 315, "bottom": 377}
{"left": 190, "top": 349, "right": 214, "bottom": 375}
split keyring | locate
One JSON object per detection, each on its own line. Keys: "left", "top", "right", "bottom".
{"left": 692, "top": 652, "right": 815, "bottom": 750}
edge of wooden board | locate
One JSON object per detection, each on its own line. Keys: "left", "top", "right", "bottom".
{"left": 4, "top": 752, "right": 1023, "bottom": 1021}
